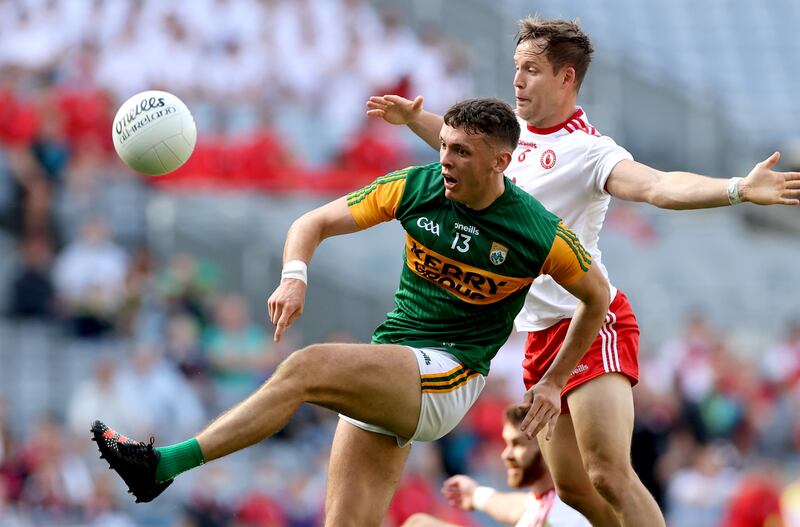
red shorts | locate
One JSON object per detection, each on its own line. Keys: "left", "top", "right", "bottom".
{"left": 522, "top": 291, "right": 639, "bottom": 412}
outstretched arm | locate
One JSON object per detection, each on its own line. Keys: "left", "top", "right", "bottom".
{"left": 267, "top": 197, "right": 362, "bottom": 342}
{"left": 441, "top": 475, "right": 528, "bottom": 525}
{"left": 607, "top": 152, "right": 800, "bottom": 209}
{"left": 366, "top": 94, "right": 444, "bottom": 151}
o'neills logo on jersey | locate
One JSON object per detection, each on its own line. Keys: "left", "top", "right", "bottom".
{"left": 405, "top": 235, "right": 532, "bottom": 304}
{"left": 540, "top": 149, "right": 556, "bottom": 169}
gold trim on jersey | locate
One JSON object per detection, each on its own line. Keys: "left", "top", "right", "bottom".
{"left": 346, "top": 169, "right": 410, "bottom": 228}
{"left": 406, "top": 234, "right": 532, "bottom": 305}
{"left": 539, "top": 223, "right": 592, "bottom": 285}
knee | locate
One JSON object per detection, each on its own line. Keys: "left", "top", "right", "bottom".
{"left": 554, "top": 484, "right": 597, "bottom": 515}
{"left": 585, "top": 458, "right": 635, "bottom": 504}
{"left": 270, "top": 344, "right": 325, "bottom": 391}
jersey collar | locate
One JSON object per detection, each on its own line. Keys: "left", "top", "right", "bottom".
{"left": 526, "top": 107, "right": 584, "bottom": 135}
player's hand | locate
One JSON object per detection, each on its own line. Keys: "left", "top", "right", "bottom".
{"left": 519, "top": 379, "right": 561, "bottom": 441}
{"left": 441, "top": 475, "right": 478, "bottom": 510}
{"left": 267, "top": 278, "right": 307, "bottom": 343}
{"left": 741, "top": 151, "right": 800, "bottom": 205}
{"left": 366, "top": 94, "right": 424, "bottom": 125}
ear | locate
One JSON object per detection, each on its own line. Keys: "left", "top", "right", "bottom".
{"left": 495, "top": 149, "right": 513, "bottom": 174}
{"left": 561, "top": 65, "right": 576, "bottom": 90}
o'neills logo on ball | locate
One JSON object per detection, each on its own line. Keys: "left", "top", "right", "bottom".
{"left": 115, "top": 96, "right": 176, "bottom": 144}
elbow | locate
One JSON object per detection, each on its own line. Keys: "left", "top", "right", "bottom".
{"left": 592, "top": 276, "right": 612, "bottom": 311}
{"left": 289, "top": 212, "right": 322, "bottom": 241}
{"left": 646, "top": 178, "right": 692, "bottom": 210}
{"left": 644, "top": 187, "right": 675, "bottom": 209}
{"left": 649, "top": 194, "right": 690, "bottom": 210}
{"left": 588, "top": 282, "right": 611, "bottom": 313}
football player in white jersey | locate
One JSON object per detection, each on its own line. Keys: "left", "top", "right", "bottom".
{"left": 367, "top": 17, "right": 800, "bottom": 527}
{"left": 401, "top": 405, "right": 589, "bottom": 527}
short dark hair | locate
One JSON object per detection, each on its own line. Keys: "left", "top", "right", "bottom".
{"left": 516, "top": 16, "right": 594, "bottom": 91}
{"left": 443, "top": 98, "right": 520, "bottom": 152}
{"left": 504, "top": 404, "right": 528, "bottom": 427}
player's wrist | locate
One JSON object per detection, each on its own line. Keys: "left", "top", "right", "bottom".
{"left": 727, "top": 177, "right": 744, "bottom": 205}
{"left": 281, "top": 260, "right": 308, "bottom": 285}
{"left": 540, "top": 371, "right": 568, "bottom": 389}
{"left": 472, "top": 486, "right": 496, "bottom": 511}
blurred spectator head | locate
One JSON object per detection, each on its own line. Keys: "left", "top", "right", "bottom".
{"left": 214, "top": 293, "right": 250, "bottom": 332}
{"left": 501, "top": 404, "right": 546, "bottom": 488}
{"left": 93, "top": 354, "right": 117, "bottom": 389}
{"left": 19, "top": 233, "right": 52, "bottom": 270}
{"left": 79, "top": 216, "right": 111, "bottom": 246}
{"left": 130, "top": 342, "right": 162, "bottom": 375}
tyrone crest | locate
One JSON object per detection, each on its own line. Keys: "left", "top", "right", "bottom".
{"left": 489, "top": 242, "right": 508, "bottom": 265}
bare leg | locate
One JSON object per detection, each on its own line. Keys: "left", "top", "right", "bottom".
{"left": 195, "top": 343, "right": 422, "bottom": 461}
{"left": 538, "top": 414, "right": 621, "bottom": 527}
{"left": 568, "top": 373, "right": 665, "bottom": 527}
{"left": 325, "top": 420, "right": 412, "bottom": 526}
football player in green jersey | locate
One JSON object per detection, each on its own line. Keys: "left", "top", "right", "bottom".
{"left": 90, "top": 98, "right": 610, "bottom": 526}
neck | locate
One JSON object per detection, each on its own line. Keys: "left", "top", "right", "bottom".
{"left": 527, "top": 100, "right": 579, "bottom": 129}
{"left": 464, "top": 175, "right": 505, "bottom": 210}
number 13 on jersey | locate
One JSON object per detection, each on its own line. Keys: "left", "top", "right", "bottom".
{"left": 451, "top": 233, "right": 471, "bottom": 253}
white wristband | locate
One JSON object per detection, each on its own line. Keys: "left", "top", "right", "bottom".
{"left": 281, "top": 260, "right": 307, "bottom": 285}
{"left": 472, "top": 486, "right": 496, "bottom": 512}
{"left": 727, "top": 177, "right": 743, "bottom": 205}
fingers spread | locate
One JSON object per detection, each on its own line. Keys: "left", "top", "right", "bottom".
{"left": 384, "top": 94, "right": 408, "bottom": 104}
{"left": 521, "top": 403, "right": 546, "bottom": 438}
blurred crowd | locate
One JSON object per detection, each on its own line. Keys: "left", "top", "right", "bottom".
{"left": 0, "top": 0, "right": 471, "bottom": 183}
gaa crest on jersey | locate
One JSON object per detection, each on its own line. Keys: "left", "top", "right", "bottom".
{"left": 489, "top": 242, "right": 508, "bottom": 265}
{"left": 540, "top": 149, "right": 556, "bottom": 169}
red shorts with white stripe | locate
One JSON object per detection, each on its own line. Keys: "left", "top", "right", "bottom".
{"left": 522, "top": 291, "right": 639, "bottom": 413}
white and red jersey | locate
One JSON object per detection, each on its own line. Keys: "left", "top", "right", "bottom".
{"left": 515, "top": 489, "right": 590, "bottom": 527}
{"left": 506, "top": 107, "right": 632, "bottom": 331}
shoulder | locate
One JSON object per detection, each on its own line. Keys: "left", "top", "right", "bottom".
{"left": 378, "top": 163, "right": 443, "bottom": 217}
{"left": 407, "top": 162, "right": 442, "bottom": 178}
{"left": 400, "top": 163, "right": 443, "bottom": 195}
{"left": 564, "top": 132, "right": 631, "bottom": 166}
{"left": 507, "top": 180, "right": 556, "bottom": 217}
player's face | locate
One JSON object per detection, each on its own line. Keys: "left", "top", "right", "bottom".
{"left": 501, "top": 422, "right": 544, "bottom": 488}
{"left": 513, "top": 39, "right": 571, "bottom": 126}
{"left": 439, "top": 124, "right": 503, "bottom": 209}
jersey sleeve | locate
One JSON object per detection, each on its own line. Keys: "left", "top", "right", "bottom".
{"left": 345, "top": 169, "right": 409, "bottom": 228}
{"left": 539, "top": 222, "right": 592, "bottom": 286}
{"left": 587, "top": 135, "right": 633, "bottom": 195}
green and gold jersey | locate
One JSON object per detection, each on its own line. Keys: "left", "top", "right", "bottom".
{"left": 347, "top": 163, "right": 591, "bottom": 375}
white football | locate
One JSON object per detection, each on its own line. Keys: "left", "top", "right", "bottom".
{"left": 112, "top": 90, "right": 197, "bottom": 176}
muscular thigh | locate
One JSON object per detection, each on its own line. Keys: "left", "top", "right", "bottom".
{"left": 537, "top": 413, "right": 594, "bottom": 495}
{"left": 326, "top": 419, "right": 411, "bottom": 527}
{"left": 297, "top": 343, "right": 421, "bottom": 438}
{"left": 565, "top": 372, "right": 635, "bottom": 467}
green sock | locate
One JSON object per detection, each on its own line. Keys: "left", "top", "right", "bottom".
{"left": 155, "top": 438, "right": 205, "bottom": 483}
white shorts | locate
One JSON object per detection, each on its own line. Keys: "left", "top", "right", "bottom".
{"left": 339, "top": 347, "right": 486, "bottom": 447}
